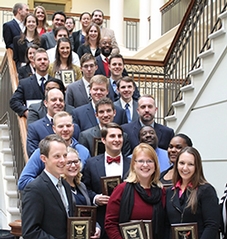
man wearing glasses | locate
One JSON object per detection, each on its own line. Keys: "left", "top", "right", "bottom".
{"left": 66, "top": 53, "right": 98, "bottom": 108}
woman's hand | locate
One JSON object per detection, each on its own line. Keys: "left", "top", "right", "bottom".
{"left": 90, "top": 227, "right": 101, "bottom": 238}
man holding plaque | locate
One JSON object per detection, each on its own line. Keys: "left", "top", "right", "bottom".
{"left": 82, "top": 123, "right": 131, "bottom": 239}
{"left": 22, "top": 134, "right": 74, "bottom": 239}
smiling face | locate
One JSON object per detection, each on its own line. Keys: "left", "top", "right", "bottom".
{"left": 81, "top": 59, "right": 97, "bottom": 80}
{"left": 139, "top": 126, "right": 158, "bottom": 149}
{"left": 25, "top": 15, "right": 37, "bottom": 32}
{"left": 92, "top": 10, "right": 103, "bottom": 26}
{"left": 96, "top": 104, "right": 116, "bottom": 127}
{"left": 64, "top": 151, "right": 81, "bottom": 179}
{"left": 35, "top": 7, "right": 45, "bottom": 22}
{"left": 27, "top": 47, "right": 37, "bottom": 64}
{"left": 177, "top": 152, "right": 195, "bottom": 185}
{"left": 168, "top": 136, "right": 188, "bottom": 164}
{"left": 133, "top": 151, "right": 156, "bottom": 185}
{"left": 65, "top": 18, "right": 75, "bottom": 33}
{"left": 117, "top": 80, "right": 135, "bottom": 102}
{"left": 88, "top": 25, "right": 98, "bottom": 41}
{"left": 109, "top": 57, "right": 124, "bottom": 79}
{"left": 90, "top": 82, "right": 108, "bottom": 103}
{"left": 52, "top": 14, "right": 65, "bottom": 29}
{"left": 101, "top": 128, "right": 123, "bottom": 156}
{"left": 34, "top": 52, "right": 49, "bottom": 75}
{"left": 100, "top": 37, "right": 112, "bottom": 57}
{"left": 58, "top": 41, "right": 71, "bottom": 59}
{"left": 53, "top": 115, "right": 74, "bottom": 144}
{"left": 80, "top": 13, "right": 91, "bottom": 28}
{"left": 41, "top": 141, "right": 67, "bottom": 178}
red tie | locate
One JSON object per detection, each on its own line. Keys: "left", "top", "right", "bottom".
{"left": 106, "top": 156, "right": 120, "bottom": 164}
{"left": 103, "top": 58, "right": 110, "bottom": 77}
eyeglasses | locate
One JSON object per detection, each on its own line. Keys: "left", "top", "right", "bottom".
{"left": 135, "top": 159, "right": 154, "bottom": 165}
{"left": 66, "top": 160, "right": 80, "bottom": 166}
{"left": 82, "top": 64, "right": 95, "bottom": 69}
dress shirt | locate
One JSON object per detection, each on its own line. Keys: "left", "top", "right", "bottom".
{"left": 139, "top": 119, "right": 155, "bottom": 128}
{"left": 14, "top": 17, "right": 25, "bottom": 32}
{"left": 36, "top": 73, "right": 48, "bottom": 87}
{"left": 82, "top": 77, "right": 90, "bottom": 98}
{"left": 104, "top": 152, "right": 123, "bottom": 178}
{"left": 46, "top": 114, "right": 53, "bottom": 125}
{"left": 120, "top": 98, "right": 133, "bottom": 118}
{"left": 109, "top": 78, "right": 118, "bottom": 94}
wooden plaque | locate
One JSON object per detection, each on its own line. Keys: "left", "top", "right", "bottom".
{"left": 100, "top": 175, "right": 121, "bottom": 196}
{"left": 171, "top": 222, "right": 198, "bottom": 239}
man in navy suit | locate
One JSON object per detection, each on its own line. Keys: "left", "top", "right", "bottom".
{"left": 107, "top": 54, "right": 140, "bottom": 102}
{"left": 22, "top": 134, "right": 74, "bottom": 239}
{"left": 10, "top": 48, "right": 51, "bottom": 118}
{"left": 65, "top": 53, "right": 97, "bottom": 108}
{"left": 122, "top": 94, "right": 174, "bottom": 151}
{"left": 72, "top": 74, "right": 127, "bottom": 131}
{"left": 114, "top": 76, "right": 139, "bottom": 123}
{"left": 27, "top": 88, "right": 80, "bottom": 157}
{"left": 3, "top": 3, "right": 29, "bottom": 49}
{"left": 40, "top": 11, "right": 66, "bottom": 50}
{"left": 82, "top": 123, "right": 131, "bottom": 239}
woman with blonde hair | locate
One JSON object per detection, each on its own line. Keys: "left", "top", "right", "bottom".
{"left": 105, "top": 143, "right": 165, "bottom": 239}
{"left": 33, "top": 6, "right": 48, "bottom": 35}
{"left": 165, "top": 146, "right": 220, "bottom": 239}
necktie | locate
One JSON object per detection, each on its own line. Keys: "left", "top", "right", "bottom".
{"left": 106, "top": 155, "right": 121, "bottom": 164}
{"left": 112, "top": 81, "right": 118, "bottom": 94}
{"left": 40, "top": 77, "right": 45, "bottom": 93}
{"left": 103, "top": 58, "right": 109, "bottom": 77}
{"left": 125, "top": 103, "right": 132, "bottom": 123}
{"left": 57, "top": 179, "right": 68, "bottom": 214}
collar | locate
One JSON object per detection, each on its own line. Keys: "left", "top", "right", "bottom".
{"left": 172, "top": 180, "right": 193, "bottom": 197}
{"left": 120, "top": 98, "right": 133, "bottom": 108}
{"left": 105, "top": 152, "right": 122, "bottom": 162}
{"left": 100, "top": 54, "right": 109, "bottom": 62}
{"left": 82, "top": 77, "right": 90, "bottom": 88}
{"left": 36, "top": 73, "right": 48, "bottom": 81}
{"left": 44, "top": 169, "right": 59, "bottom": 187}
{"left": 139, "top": 119, "right": 155, "bottom": 128}
{"left": 46, "top": 114, "right": 53, "bottom": 124}
{"left": 14, "top": 17, "right": 23, "bottom": 24}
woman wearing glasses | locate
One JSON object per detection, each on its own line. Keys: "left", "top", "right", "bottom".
{"left": 105, "top": 143, "right": 165, "bottom": 239}
{"left": 63, "top": 147, "right": 101, "bottom": 238}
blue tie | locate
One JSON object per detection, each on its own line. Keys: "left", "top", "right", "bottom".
{"left": 40, "top": 77, "right": 45, "bottom": 93}
{"left": 112, "top": 81, "right": 118, "bottom": 94}
{"left": 125, "top": 103, "right": 131, "bottom": 123}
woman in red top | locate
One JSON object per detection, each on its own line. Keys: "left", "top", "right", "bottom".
{"left": 105, "top": 143, "right": 166, "bottom": 239}
{"left": 33, "top": 6, "right": 48, "bottom": 35}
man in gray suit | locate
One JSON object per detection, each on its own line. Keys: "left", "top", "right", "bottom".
{"left": 40, "top": 11, "right": 66, "bottom": 50}
{"left": 78, "top": 97, "right": 131, "bottom": 157}
{"left": 114, "top": 76, "right": 139, "bottom": 123}
{"left": 65, "top": 53, "right": 98, "bottom": 108}
{"left": 92, "top": 9, "right": 119, "bottom": 55}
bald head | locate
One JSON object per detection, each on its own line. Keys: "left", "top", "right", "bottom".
{"left": 100, "top": 37, "right": 112, "bottom": 57}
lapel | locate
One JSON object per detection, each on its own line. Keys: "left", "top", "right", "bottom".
{"left": 122, "top": 157, "right": 130, "bottom": 179}
{"left": 94, "top": 154, "right": 106, "bottom": 177}
{"left": 91, "top": 125, "right": 101, "bottom": 138}
{"left": 171, "top": 189, "right": 183, "bottom": 214}
{"left": 12, "top": 19, "right": 21, "bottom": 34}
{"left": 30, "top": 75, "right": 44, "bottom": 97}
{"left": 78, "top": 80, "right": 89, "bottom": 102}
{"left": 86, "top": 103, "right": 98, "bottom": 126}
{"left": 114, "top": 100, "right": 122, "bottom": 108}
{"left": 97, "top": 56, "right": 106, "bottom": 75}
{"left": 42, "top": 116, "right": 54, "bottom": 134}
{"left": 132, "top": 100, "right": 139, "bottom": 121}
{"left": 154, "top": 122, "right": 162, "bottom": 141}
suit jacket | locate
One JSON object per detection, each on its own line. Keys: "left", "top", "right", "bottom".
{"left": 65, "top": 79, "right": 90, "bottom": 108}
{"left": 95, "top": 55, "right": 128, "bottom": 77}
{"left": 13, "top": 35, "right": 29, "bottom": 69}
{"left": 9, "top": 74, "right": 47, "bottom": 117}
{"left": 18, "top": 64, "right": 34, "bottom": 80}
{"left": 77, "top": 44, "right": 100, "bottom": 59}
{"left": 27, "top": 115, "right": 80, "bottom": 157}
{"left": 122, "top": 120, "right": 174, "bottom": 150}
{"left": 100, "top": 28, "right": 119, "bottom": 55}
{"left": 27, "top": 101, "right": 75, "bottom": 125}
{"left": 22, "top": 171, "right": 74, "bottom": 239}
{"left": 72, "top": 30, "right": 83, "bottom": 53}
{"left": 114, "top": 99, "right": 139, "bottom": 122}
{"left": 3, "top": 19, "right": 21, "bottom": 49}
{"left": 72, "top": 102, "right": 128, "bottom": 131}
{"left": 82, "top": 154, "right": 131, "bottom": 238}
{"left": 108, "top": 79, "right": 141, "bottom": 102}
{"left": 40, "top": 30, "right": 56, "bottom": 50}
{"left": 78, "top": 125, "right": 131, "bottom": 157}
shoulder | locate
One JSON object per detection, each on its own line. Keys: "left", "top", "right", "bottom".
{"left": 198, "top": 183, "right": 217, "bottom": 195}
{"left": 154, "top": 122, "right": 174, "bottom": 133}
{"left": 122, "top": 120, "right": 139, "bottom": 129}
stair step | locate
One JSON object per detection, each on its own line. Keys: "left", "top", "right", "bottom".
{"left": 4, "top": 175, "right": 16, "bottom": 181}
{"left": 181, "top": 84, "right": 194, "bottom": 92}
{"left": 0, "top": 135, "right": 10, "bottom": 141}
{"left": 1, "top": 148, "right": 12, "bottom": 154}
{"left": 6, "top": 191, "right": 18, "bottom": 198}
{"left": 7, "top": 207, "right": 20, "bottom": 215}
{"left": 209, "top": 26, "right": 226, "bottom": 40}
{"left": 165, "top": 115, "right": 177, "bottom": 121}
{"left": 188, "top": 67, "right": 203, "bottom": 76}
{"left": 172, "top": 100, "right": 185, "bottom": 107}
{"left": 198, "top": 48, "right": 214, "bottom": 58}
{"left": 2, "top": 161, "right": 13, "bottom": 167}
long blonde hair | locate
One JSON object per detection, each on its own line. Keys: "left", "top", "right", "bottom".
{"left": 126, "top": 143, "right": 162, "bottom": 188}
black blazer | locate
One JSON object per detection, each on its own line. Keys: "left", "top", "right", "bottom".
{"left": 22, "top": 171, "right": 74, "bottom": 239}
{"left": 18, "top": 64, "right": 34, "bottom": 80}
{"left": 13, "top": 35, "right": 28, "bottom": 69}
{"left": 72, "top": 102, "right": 128, "bottom": 131}
{"left": 72, "top": 30, "right": 83, "bottom": 53}
{"left": 9, "top": 74, "right": 46, "bottom": 117}
{"left": 121, "top": 120, "right": 174, "bottom": 150}
{"left": 3, "top": 19, "right": 21, "bottom": 49}
{"left": 77, "top": 44, "right": 100, "bottom": 59}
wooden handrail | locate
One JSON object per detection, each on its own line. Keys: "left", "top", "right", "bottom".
{"left": 7, "top": 49, "right": 28, "bottom": 163}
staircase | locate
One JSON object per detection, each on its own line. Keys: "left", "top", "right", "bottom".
{"left": 165, "top": 11, "right": 227, "bottom": 197}
{"left": 0, "top": 124, "right": 20, "bottom": 229}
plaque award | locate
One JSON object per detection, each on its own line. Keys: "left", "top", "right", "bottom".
{"left": 119, "top": 221, "right": 147, "bottom": 239}
{"left": 171, "top": 222, "right": 198, "bottom": 239}
{"left": 101, "top": 175, "right": 121, "bottom": 196}
{"left": 67, "top": 217, "right": 90, "bottom": 239}
{"left": 61, "top": 69, "right": 75, "bottom": 87}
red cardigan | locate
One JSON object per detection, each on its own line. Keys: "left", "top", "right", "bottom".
{"left": 105, "top": 182, "right": 166, "bottom": 239}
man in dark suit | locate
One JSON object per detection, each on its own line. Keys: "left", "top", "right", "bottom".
{"left": 79, "top": 97, "right": 131, "bottom": 157}
{"left": 72, "top": 75, "right": 127, "bottom": 131}
{"left": 10, "top": 48, "right": 50, "bottom": 118}
{"left": 22, "top": 134, "right": 74, "bottom": 239}
{"left": 3, "top": 3, "right": 29, "bottom": 49}
{"left": 27, "top": 78, "right": 75, "bottom": 125}
{"left": 114, "top": 76, "right": 139, "bottom": 123}
{"left": 82, "top": 123, "right": 131, "bottom": 239}
{"left": 65, "top": 53, "right": 97, "bottom": 108}
{"left": 27, "top": 88, "right": 80, "bottom": 157}
{"left": 122, "top": 94, "right": 174, "bottom": 151}
{"left": 40, "top": 11, "right": 66, "bottom": 50}
{"left": 107, "top": 54, "right": 140, "bottom": 102}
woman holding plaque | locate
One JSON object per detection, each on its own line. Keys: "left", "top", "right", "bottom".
{"left": 165, "top": 147, "right": 220, "bottom": 239}
{"left": 64, "top": 147, "right": 101, "bottom": 238}
{"left": 105, "top": 143, "right": 165, "bottom": 239}
{"left": 160, "top": 134, "right": 193, "bottom": 185}
{"left": 48, "top": 38, "right": 82, "bottom": 83}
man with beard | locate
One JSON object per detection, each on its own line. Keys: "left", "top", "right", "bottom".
{"left": 92, "top": 9, "right": 119, "bottom": 55}
{"left": 65, "top": 17, "right": 75, "bottom": 50}
{"left": 139, "top": 125, "right": 170, "bottom": 172}
{"left": 122, "top": 94, "right": 174, "bottom": 150}
{"left": 10, "top": 48, "right": 52, "bottom": 118}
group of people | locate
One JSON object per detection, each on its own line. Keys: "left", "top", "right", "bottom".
{"left": 3, "top": 3, "right": 227, "bottom": 239}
